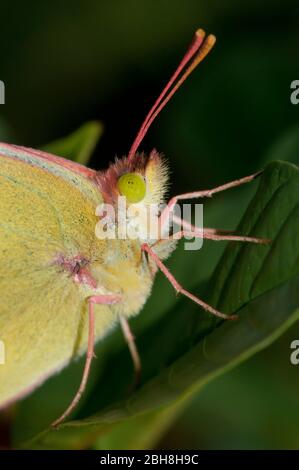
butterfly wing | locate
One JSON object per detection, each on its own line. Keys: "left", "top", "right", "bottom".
{"left": 0, "top": 142, "right": 97, "bottom": 191}
{"left": 0, "top": 145, "right": 117, "bottom": 408}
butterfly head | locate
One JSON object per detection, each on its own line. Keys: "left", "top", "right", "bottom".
{"left": 96, "top": 150, "right": 168, "bottom": 208}
{"left": 95, "top": 151, "right": 169, "bottom": 242}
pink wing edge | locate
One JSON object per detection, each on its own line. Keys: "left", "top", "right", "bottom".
{"left": 0, "top": 142, "right": 97, "bottom": 179}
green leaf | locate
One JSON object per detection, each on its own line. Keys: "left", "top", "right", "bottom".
{"left": 207, "top": 161, "right": 299, "bottom": 313}
{"left": 42, "top": 121, "right": 103, "bottom": 165}
{"left": 95, "top": 402, "right": 185, "bottom": 450}
{"left": 16, "top": 160, "right": 299, "bottom": 449}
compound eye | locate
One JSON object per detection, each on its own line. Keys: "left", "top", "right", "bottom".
{"left": 117, "top": 172, "right": 146, "bottom": 203}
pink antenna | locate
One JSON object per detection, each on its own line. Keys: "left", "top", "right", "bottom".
{"left": 128, "top": 29, "right": 216, "bottom": 161}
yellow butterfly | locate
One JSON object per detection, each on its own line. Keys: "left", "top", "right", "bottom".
{"left": 0, "top": 29, "right": 267, "bottom": 428}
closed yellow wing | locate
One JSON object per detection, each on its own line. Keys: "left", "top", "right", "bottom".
{"left": 0, "top": 148, "right": 117, "bottom": 408}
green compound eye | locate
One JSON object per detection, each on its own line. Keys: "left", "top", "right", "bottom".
{"left": 117, "top": 172, "right": 146, "bottom": 203}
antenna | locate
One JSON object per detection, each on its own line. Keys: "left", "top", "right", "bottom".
{"left": 128, "top": 29, "right": 216, "bottom": 161}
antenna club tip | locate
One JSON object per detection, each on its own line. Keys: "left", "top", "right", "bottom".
{"left": 207, "top": 34, "right": 217, "bottom": 46}
{"left": 195, "top": 28, "right": 206, "bottom": 39}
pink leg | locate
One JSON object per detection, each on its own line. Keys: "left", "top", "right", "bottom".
{"left": 142, "top": 243, "right": 236, "bottom": 320}
{"left": 172, "top": 215, "right": 269, "bottom": 244}
{"left": 172, "top": 214, "right": 232, "bottom": 235}
{"left": 119, "top": 316, "right": 141, "bottom": 387}
{"left": 160, "top": 171, "right": 261, "bottom": 232}
{"left": 52, "top": 294, "right": 121, "bottom": 428}
{"left": 172, "top": 229, "right": 270, "bottom": 244}
{"left": 199, "top": 227, "right": 234, "bottom": 235}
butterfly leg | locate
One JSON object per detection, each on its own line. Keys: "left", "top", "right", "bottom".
{"left": 171, "top": 213, "right": 269, "bottom": 245}
{"left": 160, "top": 171, "right": 261, "bottom": 232}
{"left": 141, "top": 243, "right": 236, "bottom": 320}
{"left": 196, "top": 227, "right": 234, "bottom": 235}
{"left": 119, "top": 315, "right": 141, "bottom": 387}
{"left": 52, "top": 294, "right": 121, "bottom": 428}
{"left": 171, "top": 228, "right": 270, "bottom": 244}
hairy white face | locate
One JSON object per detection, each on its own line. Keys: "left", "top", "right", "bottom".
{"left": 95, "top": 150, "right": 170, "bottom": 243}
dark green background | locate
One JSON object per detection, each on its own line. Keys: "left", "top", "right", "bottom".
{"left": 0, "top": 0, "right": 299, "bottom": 449}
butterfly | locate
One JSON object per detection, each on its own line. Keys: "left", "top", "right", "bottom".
{"left": 0, "top": 29, "right": 267, "bottom": 428}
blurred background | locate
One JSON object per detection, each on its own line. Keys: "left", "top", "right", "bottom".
{"left": 0, "top": 0, "right": 299, "bottom": 449}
